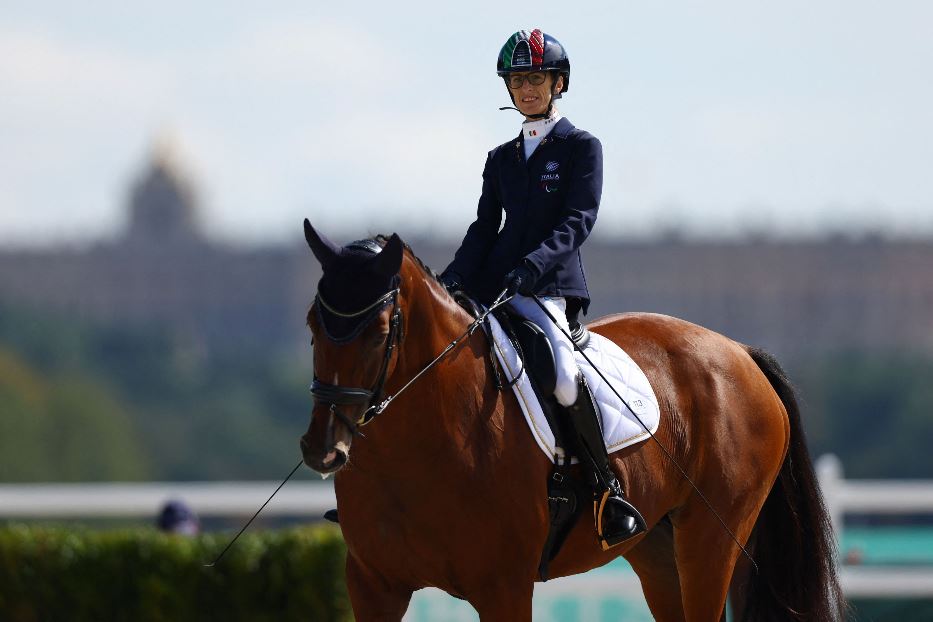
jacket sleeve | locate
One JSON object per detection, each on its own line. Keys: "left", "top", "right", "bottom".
{"left": 523, "top": 135, "right": 602, "bottom": 279}
{"left": 443, "top": 153, "right": 502, "bottom": 280}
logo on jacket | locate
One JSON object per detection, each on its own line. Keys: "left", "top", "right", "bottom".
{"left": 545, "top": 161, "right": 559, "bottom": 172}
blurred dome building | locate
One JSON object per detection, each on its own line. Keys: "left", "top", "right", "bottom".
{"left": 0, "top": 141, "right": 313, "bottom": 355}
{"left": 123, "top": 141, "right": 204, "bottom": 248}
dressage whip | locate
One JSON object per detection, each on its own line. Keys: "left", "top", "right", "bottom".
{"left": 203, "top": 459, "right": 304, "bottom": 568}
{"left": 528, "top": 294, "right": 759, "bottom": 573}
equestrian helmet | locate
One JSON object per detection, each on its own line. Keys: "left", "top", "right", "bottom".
{"left": 496, "top": 29, "right": 570, "bottom": 95}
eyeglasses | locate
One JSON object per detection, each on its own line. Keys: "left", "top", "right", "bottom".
{"left": 506, "top": 71, "right": 548, "bottom": 89}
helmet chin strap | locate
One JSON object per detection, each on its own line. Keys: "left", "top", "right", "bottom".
{"left": 498, "top": 104, "right": 553, "bottom": 120}
{"left": 499, "top": 81, "right": 560, "bottom": 120}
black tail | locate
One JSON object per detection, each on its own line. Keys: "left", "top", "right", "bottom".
{"left": 740, "top": 347, "right": 846, "bottom": 622}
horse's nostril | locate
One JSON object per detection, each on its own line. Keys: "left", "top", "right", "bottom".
{"left": 300, "top": 434, "right": 349, "bottom": 473}
{"left": 328, "top": 448, "right": 348, "bottom": 470}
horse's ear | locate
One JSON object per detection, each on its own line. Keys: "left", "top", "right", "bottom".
{"left": 372, "top": 233, "right": 404, "bottom": 278}
{"left": 303, "top": 219, "right": 340, "bottom": 267}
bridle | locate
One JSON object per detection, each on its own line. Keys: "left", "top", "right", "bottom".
{"left": 309, "top": 275, "right": 518, "bottom": 439}
{"left": 309, "top": 284, "right": 403, "bottom": 436}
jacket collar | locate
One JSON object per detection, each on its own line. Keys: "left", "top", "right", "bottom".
{"left": 550, "top": 117, "right": 574, "bottom": 139}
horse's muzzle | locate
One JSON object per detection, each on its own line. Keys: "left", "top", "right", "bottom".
{"left": 300, "top": 436, "right": 349, "bottom": 474}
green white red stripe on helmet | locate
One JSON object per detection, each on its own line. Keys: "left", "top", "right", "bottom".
{"left": 529, "top": 29, "right": 544, "bottom": 66}
{"left": 500, "top": 35, "right": 518, "bottom": 70}
{"left": 501, "top": 29, "right": 544, "bottom": 70}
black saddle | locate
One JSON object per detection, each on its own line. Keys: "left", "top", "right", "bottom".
{"left": 499, "top": 309, "right": 590, "bottom": 398}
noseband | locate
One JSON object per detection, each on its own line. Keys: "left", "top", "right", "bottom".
{"left": 309, "top": 285, "right": 403, "bottom": 435}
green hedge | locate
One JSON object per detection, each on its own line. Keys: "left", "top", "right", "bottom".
{"left": 0, "top": 524, "right": 350, "bottom": 622}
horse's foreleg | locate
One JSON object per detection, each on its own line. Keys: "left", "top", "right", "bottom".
{"left": 345, "top": 554, "right": 414, "bottom": 622}
{"left": 469, "top": 582, "right": 534, "bottom": 622}
{"left": 626, "top": 517, "right": 686, "bottom": 622}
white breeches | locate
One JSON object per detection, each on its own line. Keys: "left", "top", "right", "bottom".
{"left": 508, "top": 295, "right": 579, "bottom": 406}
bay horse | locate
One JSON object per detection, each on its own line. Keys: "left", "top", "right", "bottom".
{"left": 299, "top": 221, "right": 844, "bottom": 622}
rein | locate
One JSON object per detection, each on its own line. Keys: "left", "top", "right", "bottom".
{"left": 370, "top": 290, "right": 514, "bottom": 416}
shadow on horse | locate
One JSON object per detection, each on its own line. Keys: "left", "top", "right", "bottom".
{"left": 299, "top": 222, "right": 845, "bottom": 621}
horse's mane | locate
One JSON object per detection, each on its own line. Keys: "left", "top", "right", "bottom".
{"left": 369, "top": 233, "right": 445, "bottom": 289}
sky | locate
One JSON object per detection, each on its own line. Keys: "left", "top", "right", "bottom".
{"left": 1, "top": 1, "right": 931, "bottom": 246}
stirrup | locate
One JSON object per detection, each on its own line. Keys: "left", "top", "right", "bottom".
{"left": 594, "top": 489, "right": 647, "bottom": 550}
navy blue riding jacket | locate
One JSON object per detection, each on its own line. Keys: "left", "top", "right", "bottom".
{"left": 444, "top": 117, "right": 602, "bottom": 313}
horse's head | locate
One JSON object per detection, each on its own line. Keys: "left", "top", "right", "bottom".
{"left": 299, "top": 220, "right": 405, "bottom": 475}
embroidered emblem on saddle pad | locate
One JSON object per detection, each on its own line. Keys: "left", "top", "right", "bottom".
{"left": 485, "top": 315, "right": 661, "bottom": 461}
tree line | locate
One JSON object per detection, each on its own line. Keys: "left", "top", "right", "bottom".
{"left": 0, "top": 304, "right": 311, "bottom": 482}
{"left": 1, "top": 304, "right": 931, "bottom": 481}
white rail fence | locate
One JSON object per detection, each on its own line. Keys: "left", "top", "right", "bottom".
{"left": 1, "top": 455, "right": 932, "bottom": 600}
{"left": 817, "top": 454, "right": 933, "bottom": 534}
{"left": 0, "top": 480, "right": 335, "bottom": 519}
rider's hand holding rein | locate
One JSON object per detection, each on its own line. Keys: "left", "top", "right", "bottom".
{"left": 440, "top": 271, "right": 463, "bottom": 294}
{"left": 504, "top": 262, "right": 537, "bottom": 298}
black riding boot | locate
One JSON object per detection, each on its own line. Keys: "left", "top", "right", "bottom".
{"left": 565, "top": 373, "right": 647, "bottom": 550}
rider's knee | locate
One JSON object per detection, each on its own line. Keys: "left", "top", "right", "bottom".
{"left": 554, "top": 374, "right": 579, "bottom": 407}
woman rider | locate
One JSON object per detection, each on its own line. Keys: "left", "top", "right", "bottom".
{"left": 440, "top": 29, "right": 646, "bottom": 549}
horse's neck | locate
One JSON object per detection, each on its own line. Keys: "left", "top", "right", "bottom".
{"left": 371, "top": 271, "right": 499, "bottom": 457}
{"left": 340, "top": 272, "right": 544, "bottom": 545}
{"left": 405, "top": 277, "right": 473, "bottom": 358}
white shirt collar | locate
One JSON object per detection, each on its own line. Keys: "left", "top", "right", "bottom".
{"left": 522, "top": 113, "right": 562, "bottom": 140}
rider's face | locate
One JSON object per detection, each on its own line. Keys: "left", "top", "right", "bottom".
{"left": 509, "top": 71, "right": 563, "bottom": 118}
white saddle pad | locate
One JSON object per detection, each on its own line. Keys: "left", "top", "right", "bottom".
{"left": 487, "top": 315, "right": 661, "bottom": 463}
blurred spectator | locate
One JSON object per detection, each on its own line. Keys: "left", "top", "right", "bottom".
{"left": 156, "top": 499, "right": 200, "bottom": 535}
{"left": 844, "top": 547, "right": 864, "bottom": 565}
